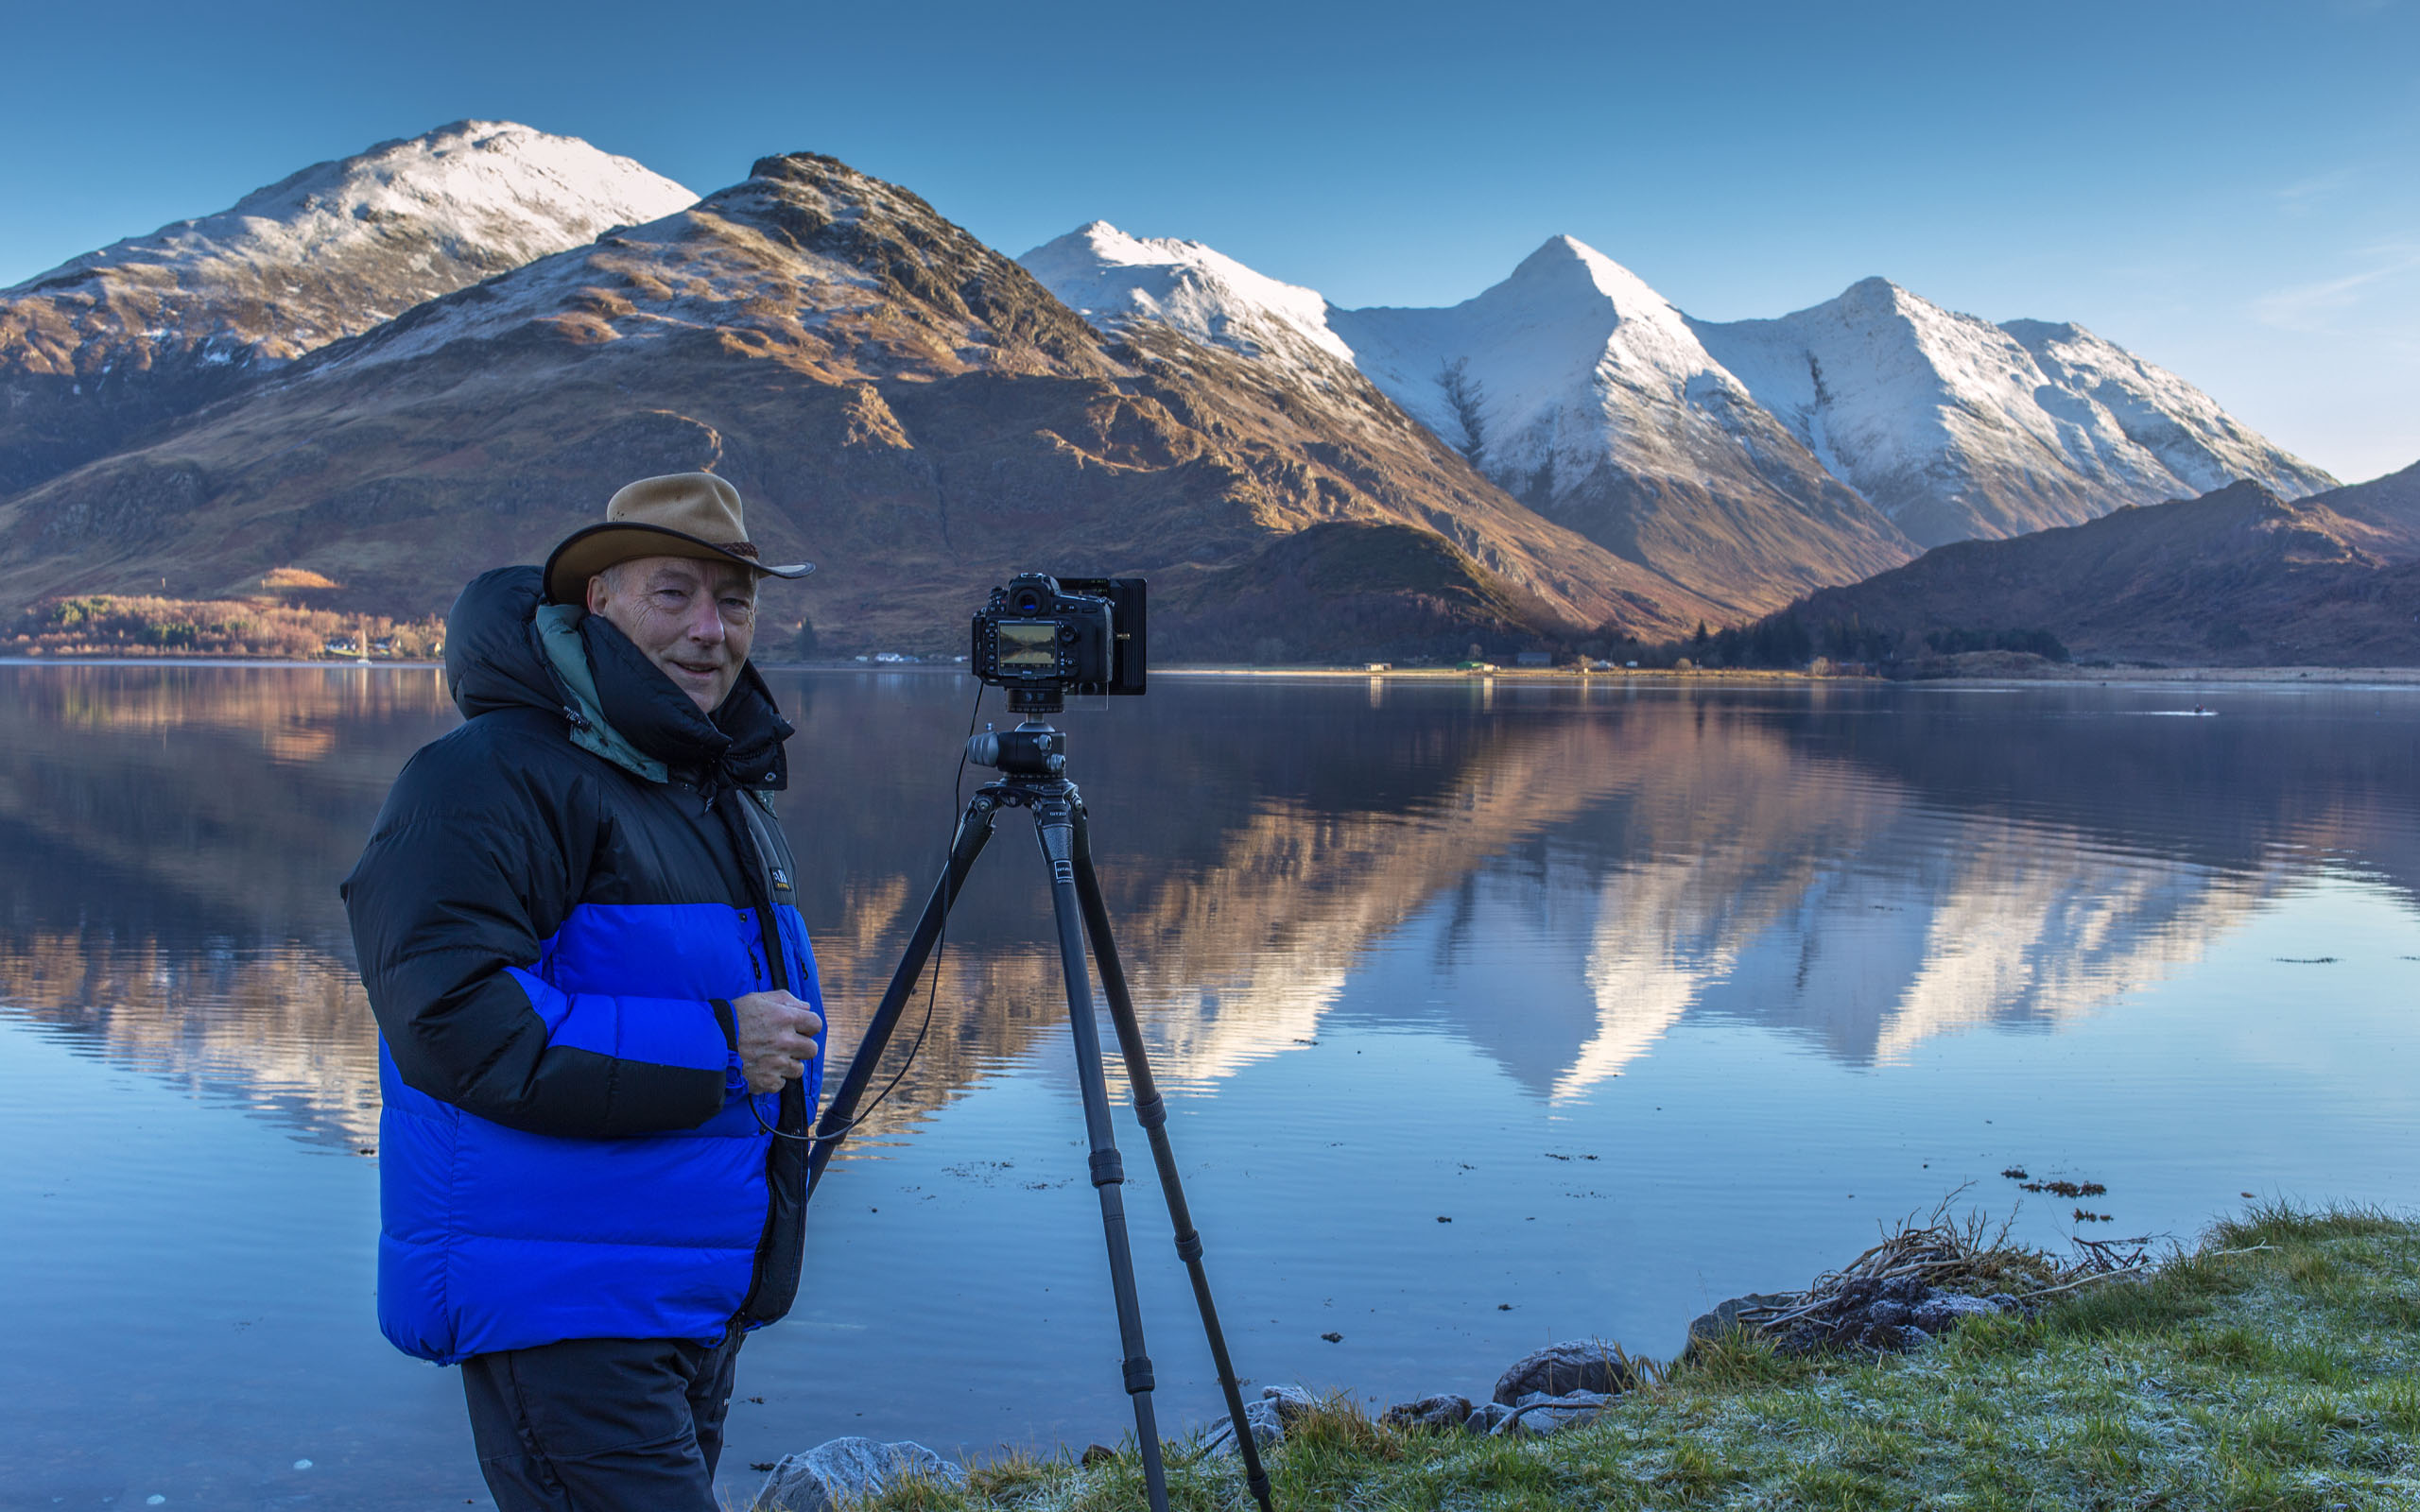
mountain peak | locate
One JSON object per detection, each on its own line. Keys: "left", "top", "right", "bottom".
{"left": 0, "top": 120, "right": 701, "bottom": 496}
{"left": 1017, "top": 221, "right": 1353, "bottom": 365}
{"left": 1828, "top": 275, "right": 1918, "bottom": 318}
{"left": 1500, "top": 235, "right": 1675, "bottom": 320}
{"left": 1692, "top": 276, "right": 2336, "bottom": 545}
{"left": 748, "top": 149, "right": 850, "bottom": 180}
{"left": 20, "top": 120, "right": 696, "bottom": 299}
{"left": 1998, "top": 316, "right": 2085, "bottom": 345}
{"left": 2196, "top": 477, "right": 2290, "bottom": 511}
{"left": 324, "top": 146, "right": 1111, "bottom": 383}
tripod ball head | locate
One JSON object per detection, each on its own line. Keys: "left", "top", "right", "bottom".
{"left": 968, "top": 721, "right": 1065, "bottom": 777}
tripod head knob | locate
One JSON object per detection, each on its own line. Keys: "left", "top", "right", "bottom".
{"left": 968, "top": 721, "right": 1066, "bottom": 777}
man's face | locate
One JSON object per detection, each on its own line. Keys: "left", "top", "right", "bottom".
{"left": 586, "top": 555, "right": 758, "bottom": 714}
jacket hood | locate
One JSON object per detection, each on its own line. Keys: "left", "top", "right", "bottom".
{"left": 445, "top": 567, "right": 560, "bottom": 720}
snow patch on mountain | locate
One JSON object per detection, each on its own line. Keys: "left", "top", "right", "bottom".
{"left": 1025, "top": 227, "right": 1913, "bottom": 610}
{"left": 7, "top": 121, "right": 698, "bottom": 364}
{"left": 1690, "top": 280, "right": 2335, "bottom": 543}
{"left": 302, "top": 166, "right": 910, "bottom": 375}
{"left": 1017, "top": 222, "right": 1354, "bottom": 370}
{"left": 1999, "top": 318, "right": 2338, "bottom": 501}
{"left": 1028, "top": 218, "right": 2332, "bottom": 563}
{"left": 1329, "top": 235, "right": 1759, "bottom": 488}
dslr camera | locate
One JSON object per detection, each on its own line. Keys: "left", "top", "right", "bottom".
{"left": 969, "top": 574, "right": 1147, "bottom": 713}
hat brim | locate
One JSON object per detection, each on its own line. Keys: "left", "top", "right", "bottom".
{"left": 544, "top": 521, "right": 812, "bottom": 606}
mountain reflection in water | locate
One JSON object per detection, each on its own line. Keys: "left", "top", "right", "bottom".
{"left": 3, "top": 665, "right": 2413, "bottom": 1145}
{"left": 9, "top": 664, "right": 2420, "bottom": 1503}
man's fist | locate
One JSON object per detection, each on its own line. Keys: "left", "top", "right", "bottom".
{"left": 733, "top": 990, "right": 823, "bottom": 1095}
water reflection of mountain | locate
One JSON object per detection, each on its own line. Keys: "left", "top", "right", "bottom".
{"left": 1285, "top": 688, "right": 2413, "bottom": 1092}
{"left": 0, "top": 665, "right": 456, "bottom": 1145}
{"left": 3, "top": 670, "right": 2413, "bottom": 1143}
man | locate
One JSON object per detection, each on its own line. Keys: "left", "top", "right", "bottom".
{"left": 344, "top": 472, "right": 827, "bottom": 1511}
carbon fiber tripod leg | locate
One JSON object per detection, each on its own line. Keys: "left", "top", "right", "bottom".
{"left": 1036, "top": 795, "right": 1171, "bottom": 1512}
{"left": 1069, "top": 806, "right": 1277, "bottom": 1512}
{"left": 805, "top": 790, "right": 1001, "bottom": 1196}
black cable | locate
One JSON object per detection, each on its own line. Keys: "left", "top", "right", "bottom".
{"left": 750, "top": 677, "right": 986, "bottom": 1145}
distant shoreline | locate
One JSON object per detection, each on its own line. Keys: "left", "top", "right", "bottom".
{"left": 5, "top": 657, "right": 2418, "bottom": 689}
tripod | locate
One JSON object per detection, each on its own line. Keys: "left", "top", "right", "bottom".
{"left": 804, "top": 716, "right": 1276, "bottom": 1512}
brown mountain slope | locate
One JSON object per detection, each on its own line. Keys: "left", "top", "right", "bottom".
{"left": 2310, "top": 459, "right": 2420, "bottom": 558}
{"left": 1786, "top": 474, "right": 2420, "bottom": 666}
{"left": 0, "top": 152, "right": 1720, "bottom": 658}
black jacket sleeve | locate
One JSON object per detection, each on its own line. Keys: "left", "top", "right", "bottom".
{"left": 343, "top": 723, "right": 734, "bottom": 1138}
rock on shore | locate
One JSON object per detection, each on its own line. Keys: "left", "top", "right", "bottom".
{"left": 751, "top": 1437, "right": 964, "bottom": 1512}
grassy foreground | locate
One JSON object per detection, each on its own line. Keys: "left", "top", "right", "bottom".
{"left": 862, "top": 1205, "right": 2420, "bottom": 1511}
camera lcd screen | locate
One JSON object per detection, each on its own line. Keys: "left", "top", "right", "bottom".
{"left": 996, "top": 621, "right": 1059, "bottom": 670}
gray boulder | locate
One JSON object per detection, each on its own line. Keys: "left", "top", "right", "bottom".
{"left": 1492, "top": 1340, "right": 1634, "bottom": 1405}
{"left": 1380, "top": 1394, "right": 1472, "bottom": 1431}
{"left": 1685, "top": 1292, "right": 1798, "bottom": 1348}
{"left": 1213, "top": 1384, "right": 1319, "bottom": 1454}
{"left": 1499, "top": 1389, "right": 1610, "bottom": 1435}
{"left": 1223, "top": 1400, "right": 1284, "bottom": 1452}
{"left": 751, "top": 1438, "right": 965, "bottom": 1512}
{"left": 1464, "top": 1401, "right": 1513, "bottom": 1435}
{"left": 1259, "top": 1383, "right": 1320, "bottom": 1422}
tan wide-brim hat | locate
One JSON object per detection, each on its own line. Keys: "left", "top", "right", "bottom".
{"left": 544, "top": 472, "right": 812, "bottom": 606}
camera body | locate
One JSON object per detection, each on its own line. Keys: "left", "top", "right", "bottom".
{"left": 970, "top": 575, "right": 1147, "bottom": 708}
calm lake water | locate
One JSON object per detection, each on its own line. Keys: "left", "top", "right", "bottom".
{"left": 4, "top": 665, "right": 2417, "bottom": 1508}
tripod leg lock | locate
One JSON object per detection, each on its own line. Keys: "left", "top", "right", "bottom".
{"left": 1088, "top": 1149, "right": 1125, "bottom": 1187}
{"left": 1173, "top": 1228, "right": 1204, "bottom": 1263}
{"left": 1132, "top": 1092, "right": 1167, "bottom": 1131}
{"left": 1121, "top": 1354, "right": 1156, "bottom": 1395}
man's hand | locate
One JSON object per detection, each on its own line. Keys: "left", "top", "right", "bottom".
{"left": 733, "top": 990, "right": 823, "bottom": 1095}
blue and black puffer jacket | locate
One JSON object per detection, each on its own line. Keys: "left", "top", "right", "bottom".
{"left": 343, "top": 566, "right": 823, "bottom": 1365}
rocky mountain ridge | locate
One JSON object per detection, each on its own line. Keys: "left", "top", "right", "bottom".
{"left": 1019, "top": 224, "right": 2339, "bottom": 597}
{"left": 0, "top": 146, "right": 1716, "bottom": 656}
{"left": 0, "top": 121, "right": 697, "bottom": 496}
{"left": 1774, "top": 464, "right": 2420, "bottom": 668}
{"left": 1329, "top": 237, "right": 1918, "bottom": 616}
{"left": 0, "top": 121, "right": 2382, "bottom": 662}
{"left": 1692, "top": 281, "right": 2339, "bottom": 545}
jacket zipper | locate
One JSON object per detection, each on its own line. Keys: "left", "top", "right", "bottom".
{"left": 723, "top": 791, "right": 800, "bottom": 1328}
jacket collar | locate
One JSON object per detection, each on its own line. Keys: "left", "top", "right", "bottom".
{"left": 525, "top": 594, "right": 791, "bottom": 792}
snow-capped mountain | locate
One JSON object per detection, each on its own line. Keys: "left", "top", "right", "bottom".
{"left": 5, "top": 125, "right": 2357, "bottom": 653}
{"left": 1026, "top": 230, "right": 1916, "bottom": 615}
{"left": 1022, "top": 226, "right": 2338, "bottom": 586}
{"left": 1691, "top": 280, "right": 2336, "bottom": 545}
{"left": 1328, "top": 237, "right": 1915, "bottom": 610}
{"left": 1020, "top": 222, "right": 1356, "bottom": 373}
{"left": 3, "top": 150, "right": 1720, "bottom": 652}
{"left": 1011, "top": 224, "right": 1722, "bottom": 631}
{"left": 2001, "top": 318, "right": 2340, "bottom": 506}
{"left": 0, "top": 121, "right": 696, "bottom": 493}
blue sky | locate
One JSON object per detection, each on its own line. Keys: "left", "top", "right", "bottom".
{"left": 3, "top": 0, "right": 2412, "bottom": 480}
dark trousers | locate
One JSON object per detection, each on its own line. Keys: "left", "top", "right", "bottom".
{"left": 459, "top": 1327, "right": 745, "bottom": 1512}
